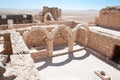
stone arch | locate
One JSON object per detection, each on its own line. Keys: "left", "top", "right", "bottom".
{"left": 43, "top": 12, "right": 54, "bottom": 22}
{"left": 23, "top": 26, "right": 59, "bottom": 56}
{"left": 53, "top": 25, "right": 70, "bottom": 46}
{"left": 23, "top": 27, "right": 48, "bottom": 47}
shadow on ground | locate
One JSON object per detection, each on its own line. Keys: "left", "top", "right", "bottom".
{"left": 34, "top": 51, "right": 90, "bottom": 71}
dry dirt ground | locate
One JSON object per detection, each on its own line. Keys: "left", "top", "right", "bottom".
{"left": 62, "top": 10, "right": 99, "bottom": 24}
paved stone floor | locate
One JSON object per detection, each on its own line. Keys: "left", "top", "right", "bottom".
{"left": 34, "top": 50, "right": 120, "bottom": 80}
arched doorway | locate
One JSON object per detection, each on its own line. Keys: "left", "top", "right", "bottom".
{"left": 43, "top": 12, "right": 54, "bottom": 22}
{"left": 23, "top": 27, "right": 49, "bottom": 59}
{"left": 53, "top": 26, "right": 70, "bottom": 55}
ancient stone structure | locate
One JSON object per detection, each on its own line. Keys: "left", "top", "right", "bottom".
{"left": 95, "top": 6, "right": 120, "bottom": 30}
{"left": 0, "top": 6, "right": 120, "bottom": 80}
{"left": 41, "top": 6, "right": 61, "bottom": 22}
{"left": 0, "top": 14, "right": 33, "bottom": 25}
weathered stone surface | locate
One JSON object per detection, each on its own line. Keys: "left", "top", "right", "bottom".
{"left": 0, "top": 62, "right": 5, "bottom": 74}
{"left": 10, "top": 31, "right": 29, "bottom": 54}
{"left": 0, "top": 54, "right": 8, "bottom": 64}
{"left": 96, "top": 6, "right": 120, "bottom": 30}
{"left": 4, "top": 54, "right": 40, "bottom": 80}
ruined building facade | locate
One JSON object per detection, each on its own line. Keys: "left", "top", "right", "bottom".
{"left": 0, "top": 14, "right": 33, "bottom": 25}
{"left": 41, "top": 6, "right": 61, "bottom": 22}
{"left": 95, "top": 6, "right": 120, "bottom": 30}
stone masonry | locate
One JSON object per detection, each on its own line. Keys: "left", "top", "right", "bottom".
{"left": 95, "top": 6, "right": 120, "bottom": 30}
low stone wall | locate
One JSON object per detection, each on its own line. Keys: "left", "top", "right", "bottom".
{"left": 0, "top": 25, "right": 8, "bottom": 30}
{"left": 44, "top": 21, "right": 78, "bottom": 28}
{"left": 88, "top": 31, "right": 115, "bottom": 58}
{"left": 10, "top": 31, "right": 29, "bottom": 54}
{"left": 3, "top": 54, "right": 41, "bottom": 80}
{"left": 76, "top": 27, "right": 120, "bottom": 58}
{"left": 0, "top": 21, "right": 78, "bottom": 30}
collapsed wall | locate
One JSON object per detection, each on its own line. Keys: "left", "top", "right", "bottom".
{"left": 0, "top": 31, "right": 41, "bottom": 80}
{"left": 96, "top": 6, "right": 120, "bottom": 30}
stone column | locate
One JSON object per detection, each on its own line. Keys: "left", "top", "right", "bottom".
{"left": 46, "top": 40, "right": 53, "bottom": 56}
{"left": 8, "top": 19, "right": 14, "bottom": 29}
{"left": 68, "top": 37, "right": 75, "bottom": 52}
{"left": 3, "top": 33, "right": 12, "bottom": 55}
{"left": 58, "top": 9, "right": 61, "bottom": 18}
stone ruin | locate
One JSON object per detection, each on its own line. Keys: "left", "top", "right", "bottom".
{"left": 42, "top": 6, "right": 61, "bottom": 22}
{"left": 0, "top": 14, "right": 33, "bottom": 25}
{"left": 0, "top": 6, "right": 120, "bottom": 80}
{"left": 95, "top": 6, "right": 120, "bottom": 30}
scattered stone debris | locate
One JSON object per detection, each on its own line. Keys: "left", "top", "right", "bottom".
{"left": 3, "top": 54, "right": 40, "bottom": 80}
{"left": 94, "top": 70, "right": 111, "bottom": 80}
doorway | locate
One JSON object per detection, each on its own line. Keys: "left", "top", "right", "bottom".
{"left": 111, "top": 45, "right": 120, "bottom": 64}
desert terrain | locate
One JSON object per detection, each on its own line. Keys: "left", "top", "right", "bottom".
{"left": 0, "top": 9, "right": 99, "bottom": 24}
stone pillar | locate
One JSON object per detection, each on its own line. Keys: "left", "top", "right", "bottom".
{"left": 58, "top": 9, "right": 62, "bottom": 18}
{"left": 46, "top": 40, "right": 53, "bottom": 56}
{"left": 3, "top": 33, "right": 12, "bottom": 55}
{"left": 8, "top": 19, "right": 14, "bottom": 29}
{"left": 68, "top": 37, "right": 75, "bottom": 52}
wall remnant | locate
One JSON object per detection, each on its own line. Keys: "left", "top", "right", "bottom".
{"left": 95, "top": 6, "right": 120, "bottom": 30}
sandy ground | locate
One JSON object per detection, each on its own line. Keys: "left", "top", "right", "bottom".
{"left": 34, "top": 50, "right": 120, "bottom": 80}
{"left": 62, "top": 10, "right": 99, "bottom": 24}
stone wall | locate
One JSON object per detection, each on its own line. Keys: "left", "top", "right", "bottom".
{"left": 0, "top": 21, "right": 78, "bottom": 30}
{"left": 96, "top": 6, "right": 120, "bottom": 30}
{"left": 10, "top": 31, "right": 29, "bottom": 54}
{"left": 0, "top": 31, "right": 40, "bottom": 80}
{"left": 0, "top": 25, "right": 8, "bottom": 30}
{"left": 0, "top": 14, "right": 33, "bottom": 25}
{"left": 87, "top": 31, "right": 115, "bottom": 58}
{"left": 76, "top": 27, "right": 120, "bottom": 58}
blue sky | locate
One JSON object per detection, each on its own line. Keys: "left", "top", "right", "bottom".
{"left": 0, "top": 0, "right": 120, "bottom": 10}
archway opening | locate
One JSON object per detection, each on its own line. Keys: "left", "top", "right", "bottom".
{"left": 111, "top": 45, "right": 120, "bottom": 64}
{"left": 44, "top": 12, "right": 54, "bottom": 22}
{"left": 53, "top": 27, "right": 69, "bottom": 55}
{"left": 23, "top": 28, "right": 49, "bottom": 59}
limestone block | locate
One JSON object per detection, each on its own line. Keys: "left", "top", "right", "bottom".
{"left": 94, "top": 70, "right": 111, "bottom": 80}
{"left": 31, "top": 51, "right": 49, "bottom": 59}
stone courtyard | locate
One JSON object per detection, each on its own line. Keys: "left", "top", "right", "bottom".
{"left": 0, "top": 6, "right": 120, "bottom": 80}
